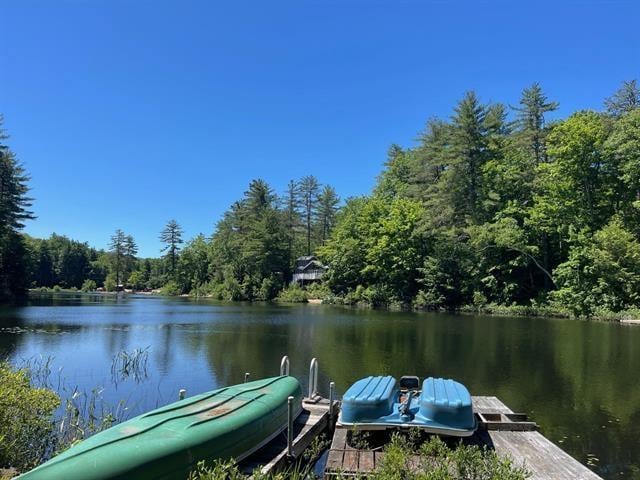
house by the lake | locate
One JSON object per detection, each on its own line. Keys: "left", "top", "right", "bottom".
{"left": 291, "top": 256, "right": 327, "bottom": 285}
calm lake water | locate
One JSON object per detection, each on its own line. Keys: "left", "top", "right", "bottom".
{"left": 1, "top": 293, "right": 639, "bottom": 479}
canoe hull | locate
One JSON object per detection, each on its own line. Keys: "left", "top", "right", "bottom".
{"left": 18, "top": 376, "right": 302, "bottom": 480}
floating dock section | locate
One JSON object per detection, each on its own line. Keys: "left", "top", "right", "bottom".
{"left": 325, "top": 396, "right": 602, "bottom": 479}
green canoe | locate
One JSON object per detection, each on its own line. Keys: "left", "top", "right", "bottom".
{"left": 17, "top": 376, "right": 302, "bottom": 480}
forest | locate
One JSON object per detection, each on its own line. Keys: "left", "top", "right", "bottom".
{"left": 2, "top": 80, "right": 640, "bottom": 317}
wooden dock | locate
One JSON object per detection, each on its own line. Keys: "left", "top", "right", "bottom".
{"left": 239, "top": 396, "right": 335, "bottom": 476}
{"left": 325, "top": 396, "right": 602, "bottom": 479}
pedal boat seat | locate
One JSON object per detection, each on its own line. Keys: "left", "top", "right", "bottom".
{"left": 419, "top": 377, "right": 475, "bottom": 430}
{"left": 340, "top": 376, "right": 397, "bottom": 424}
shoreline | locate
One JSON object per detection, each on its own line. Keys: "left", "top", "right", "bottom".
{"left": 24, "top": 289, "right": 640, "bottom": 324}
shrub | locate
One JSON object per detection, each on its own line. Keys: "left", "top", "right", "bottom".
{"left": 551, "top": 218, "right": 640, "bottom": 316}
{"left": 127, "top": 271, "right": 145, "bottom": 291}
{"left": 0, "top": 361, "right": 60, "bottom": 471}
{"left": 375, "top": 433, "right": 529, "bottom": 480}
{"left": 413, "top": 289, "right": 445, "bottom": 310}
{"left": 160, "top": 280, "right": 182, "bottom": 296}
{"left": 305, "top": 282, "right": 332, "bottom": 300}
{"left": 81, "top": 279, "right": 97, "bottom": 292}
{"left": 104, "top": 274, "right": 117, "bottom": 292}
{"left": 472, "top": 290, "right": 488, "bottom": 307}
{"left": 257, "top": 276, "right": 280, "bottom": 301}
{"left": 276, "top": 284, "right": 308, "bottom": 303}
{"left": 190, "top": 281, "right": 214, "bottom": 298}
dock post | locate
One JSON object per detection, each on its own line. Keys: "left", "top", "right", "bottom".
{"left": 287, "top": 396, "right": 294, "bottom": 458}
{"left": 179, "top": 389, "right": 186, "bottom": 400}
{"left": 329, "top": 381, "right": 335, "bottom": 424}
{"left": 244, "top": 372, "right": 250, "bottom": 383}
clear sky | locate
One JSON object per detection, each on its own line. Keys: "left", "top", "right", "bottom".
{"left": 1, "top": 0, "right": 639, "bottom": 257}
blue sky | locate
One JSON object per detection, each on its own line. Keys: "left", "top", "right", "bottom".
{"left": 1, "top": 0, "right": 639, "bottom": 257}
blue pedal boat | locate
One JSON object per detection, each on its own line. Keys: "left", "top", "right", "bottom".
{"left": 338, "top": 376, "right": 477, "bottom": 437}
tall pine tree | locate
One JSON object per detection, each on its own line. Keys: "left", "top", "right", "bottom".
{"left": 160, "top": 219, "right": 184, "bottom": 275}
{"left": 0, "top": 115, "right": 34, "bottom": 300}
{"left": 299, "top": 175, "right": 320, "bottom": 255}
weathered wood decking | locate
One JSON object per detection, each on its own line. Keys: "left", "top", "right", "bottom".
{"left": 239, "top": 396, "right": 334, "bottom": 476}
{"left": 325, "top": 396, "right": 602, "bottom": 479}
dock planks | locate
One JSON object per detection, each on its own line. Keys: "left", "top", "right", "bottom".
{"left": 239, "top": 397, "right": 334, "bottom": 476}
{"left": 324, "top": 396, "right": 602, "bottom": 479}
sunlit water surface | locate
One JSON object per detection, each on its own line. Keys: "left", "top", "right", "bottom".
{"left": 1, "top": 293, "right": 638, "bottom": 479}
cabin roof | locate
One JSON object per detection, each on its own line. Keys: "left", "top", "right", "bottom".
{"left": 294, "top": 255, "right": 327, "bottom": 273}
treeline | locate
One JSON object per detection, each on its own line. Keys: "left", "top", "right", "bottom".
{"left": 4, "top": 80, "right": 640, "bottom": 317}
{"left": 166, "top": 177, "right": 340, "bottom": 299}
{"left": 0, "top": 119, "right": 340, "bottom": 300}
{"left": 22, "top": 233, "right": 166, "bottom": 292}
{"left": 318, "top": 80, "right": 640, "bottom": 316}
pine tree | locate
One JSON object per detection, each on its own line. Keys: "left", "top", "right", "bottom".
{"left": 513, "top": 83, "right": 558, "bottom": 165}
{"left": 124, "top": 235, "right": 138, "bottom": 279}
{"left": 109, "top": 229, "right": 126, "bottom": 285}
{"left": 159, "top": 219, "right": 184, "bottom": 274}
{"left": 605, "top": 79, "right": 640, "bottom": 117}
{"left": 299, "top": 176, "right": 320, "bottom": 255}
{"left": 283, "top": 180, "right": 301, "bottom": 261}
{"left": 375, "top": 144, "right": 414, "bottom": 198}
{"left": 412, "top": 119, "right": 451, "bottom": 202}
{"left": 0, "top": 115, "right": 35, "bottom": 300}
{"left": 448, "top": 91, "right": 488, "bottom": 224}
{"left": 0, "top": 115, "right": 34, "bottom": 232}
{"left": 316, "top": 185, "right": 340, "bottom": 241}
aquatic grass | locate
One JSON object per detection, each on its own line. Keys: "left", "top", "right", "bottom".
{"left": 110, "top": 346, "right": 150, "bottom": 385}
{"left": 17, "top": 354, "right": 54, "bottom": 387}
{"left": 55, "top": 385, "right": 129, "bottom": 450}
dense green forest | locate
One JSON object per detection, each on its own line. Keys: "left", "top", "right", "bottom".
{"left": 316, "top": 80, "right": 640, "bottom": 316}
{"left": 2, "top": 80, "right": 640, "bottom": 316}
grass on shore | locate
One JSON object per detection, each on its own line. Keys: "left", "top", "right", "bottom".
{"left": 189, "top": 432, "right": 529, "bottom": 480}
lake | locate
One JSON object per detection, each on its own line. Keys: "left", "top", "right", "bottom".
{"left": 1, "top": 293, "right": 638, "bottom": 479}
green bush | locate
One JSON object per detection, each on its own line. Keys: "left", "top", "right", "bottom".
{"left": 374, "top": 433, "right": 529, "bottom": 480}
{"left": 276, "top": 283, "right": 308, "bottom": 303}
{"left": 0, "top": 361, "right": 60, "bottom": 471}
{"left": 104, "top": 274, "right": 117, "bottom": 292}
{"left": 127, "top": 271, "right": 145, "bottom": 291}
{"left": 551, "top": 218, "right": 640, "bottom": 316}
{"left": 362, "top": 284, "right": 394, "bottom": 307}
{"left": 190, "top": 281, "right": 214, "bottom": 298}
{"left": 81, "top": 279, "right": 97, "bottom": 292}
{"left": 413, "top": 289, "right": 446, "bottom": 310}
{"left": 305, "top": 282, "right": 332, "bottom": 300}
{"left": 257, "top": 276, "right": 280, "bottom": 301}
{"left": 343, "top": 285, "right": 366, "bottom": 305}
{"left": 160, "top": 280, "right": 182, "bottom": 296}
{"left": 208, "top": 276, "right": 245, "bottom": 301}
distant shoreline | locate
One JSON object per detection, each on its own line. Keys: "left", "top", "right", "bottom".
{"left": 25, "top": 289, "right": 640, "bottom": 324}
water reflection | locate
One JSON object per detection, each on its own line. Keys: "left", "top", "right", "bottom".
{"left": 0, "top": 294, "right": 639, "bottom": 479}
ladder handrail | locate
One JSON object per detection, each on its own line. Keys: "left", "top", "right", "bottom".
{"left": 280, "top": 355, "right": 290, "bottom": 376}
{"left": 308, "top": 357, "right": 318, "bottom": 399}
